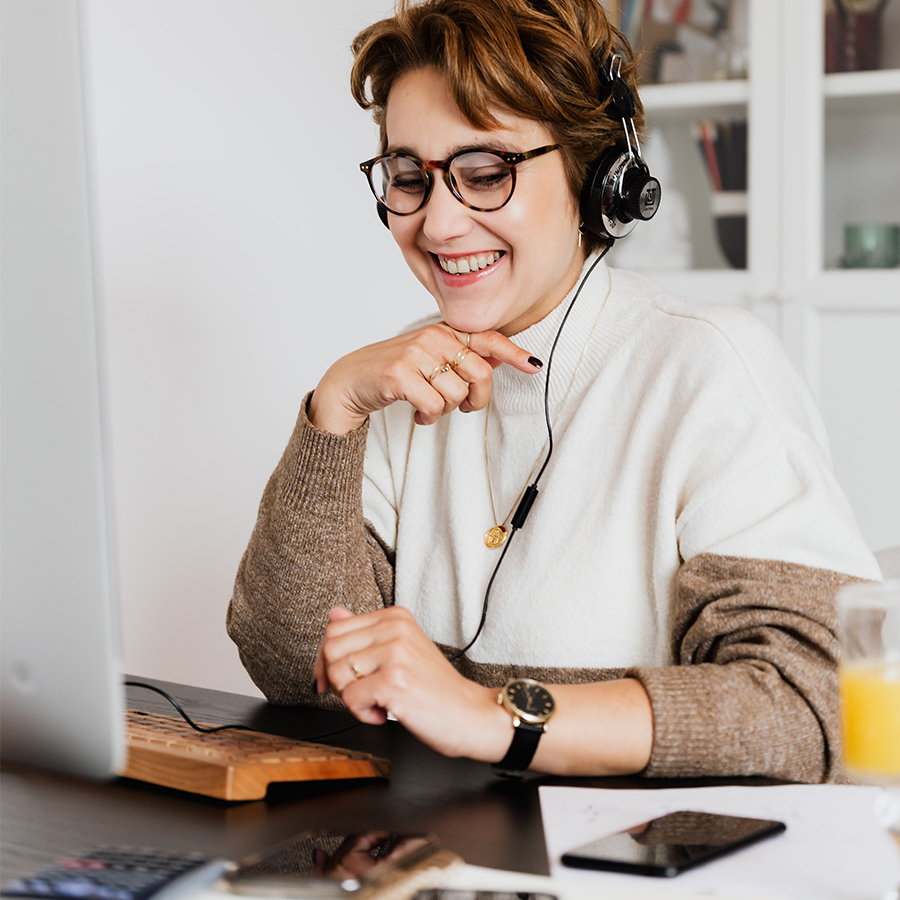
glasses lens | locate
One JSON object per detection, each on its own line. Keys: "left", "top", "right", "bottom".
{"left": 450, "top": 152, "right": 514, "bottom": 211}
{"left": 371, "top": 156, "right": 427, "bottom": 214}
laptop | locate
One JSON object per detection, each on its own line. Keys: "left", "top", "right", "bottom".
{"left": 0, "top": 0, "right": 125, "bottom": 779}
{"left": 0, "top": 2, "right": 389, "bottom": 798}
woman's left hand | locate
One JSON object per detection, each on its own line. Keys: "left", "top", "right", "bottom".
{"left": 313, "top": 606, "right": 510, "bottom": 761}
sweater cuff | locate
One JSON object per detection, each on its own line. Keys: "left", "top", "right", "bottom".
{"left": 626, "top": 662, "right": 828, "bottom": 782}
{"left": 628, "top": 663, "right": 727, "bottom": 778}
{"left": 280, "top": 391, "right": 370, "bottom": 508}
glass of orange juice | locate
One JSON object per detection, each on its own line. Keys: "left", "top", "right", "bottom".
{"left": 838, "top": 580, "right": 900, "bottom": 786}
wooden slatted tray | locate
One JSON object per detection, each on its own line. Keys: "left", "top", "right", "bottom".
{"left": 123, "top": 709, "right": 390, "bottom": 801}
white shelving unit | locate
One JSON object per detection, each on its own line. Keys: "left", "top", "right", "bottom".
{"left": 615, "top": 0, "right": 900, "bottom": 551}
{"left": 825, "top": 67, "right": 900, "bottom": 103}
{"left": 641, "top": 78, "right": 750, "bottom": 115}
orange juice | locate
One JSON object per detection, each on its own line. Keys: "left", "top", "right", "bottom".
{"left": 840, "top": 660, "right": 900, "bottom": 778}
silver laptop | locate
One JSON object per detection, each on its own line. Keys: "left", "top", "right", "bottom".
{"left": 1, "top": 0, "right": 125, "bottom": 778}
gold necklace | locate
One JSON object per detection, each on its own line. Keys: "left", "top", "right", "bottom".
{"left": 482, "top": 267, "right": 613, "bottom": 548}
{"left": 483, "top": 404, "right": 535, "bottom": 548}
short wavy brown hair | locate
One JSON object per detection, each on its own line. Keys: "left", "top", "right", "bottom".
{"left": 350, "top": 0, "right": 645, "bottom": 254}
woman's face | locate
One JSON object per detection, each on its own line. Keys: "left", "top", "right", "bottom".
{"left": 382, "top": 67, "right": 584, "bottom": 337}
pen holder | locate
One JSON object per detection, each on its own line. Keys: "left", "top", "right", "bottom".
{"left": 711, "top": 191, "right": 747, "bottom": 269}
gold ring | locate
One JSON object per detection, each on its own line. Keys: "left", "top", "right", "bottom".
{"left": 348, "top": 656, "right": 362, "bottom": 680}
{"left": 449, "top": 348, "right": 470, "bottom": 370}
{"left": 465, "top": 333, "right": 471, "bottom": 349}
{"left": 427, "top": 362, "right": 454, "bottom": 384}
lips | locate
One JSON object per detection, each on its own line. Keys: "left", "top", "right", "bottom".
{"left": 436, "top": 251, "right": 503, "bottom": 275}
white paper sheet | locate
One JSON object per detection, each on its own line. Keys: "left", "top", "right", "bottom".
{"left": 539, "top": 784, "right": 900, "bottom": 900}
{"left": 439, "top": 861, "right": 779, "bottom": 900}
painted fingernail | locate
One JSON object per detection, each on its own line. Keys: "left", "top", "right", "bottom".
{"left": 528, "top": 356, "right": 544, "bottom": 369}
{"left": 312, "top": 678, "right": 321, "bottom": 695}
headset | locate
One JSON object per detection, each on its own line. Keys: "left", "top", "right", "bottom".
{"left": 580, "top": 53, "right": 662, "bottom": 239}
{"left": 375, "top": 52, "right": 661, "bottom": 239}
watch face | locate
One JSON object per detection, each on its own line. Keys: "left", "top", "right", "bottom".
{"left": 503, "top": 679, "right": 555, "bottom": 725}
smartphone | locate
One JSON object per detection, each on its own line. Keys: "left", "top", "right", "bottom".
{"left": 415, "top": 892, "right": 557, "bottom": 900}
{"left": 222, "top": 830, "right": 442, "bottom": 898}
{"left": 560, "top": 810, "right": 786, "bottom": 878}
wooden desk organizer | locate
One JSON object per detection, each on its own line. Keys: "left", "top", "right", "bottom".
{"left": 123, "top": 709, "right": 390, "bottom": 801}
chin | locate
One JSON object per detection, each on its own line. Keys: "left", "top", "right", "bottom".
{"left": 440, "top": 310, "right": 504, "bottom": 335}
{"left": 434, "top": 294, "right": 509, "bottom": 334}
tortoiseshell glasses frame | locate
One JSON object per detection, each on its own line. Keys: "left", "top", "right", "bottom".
{"left": 359, "top": 144, "right": 561, "bottom": 216}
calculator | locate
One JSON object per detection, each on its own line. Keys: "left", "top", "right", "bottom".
{"left": 1, "top": 847, "right": 230, "bottom": 900}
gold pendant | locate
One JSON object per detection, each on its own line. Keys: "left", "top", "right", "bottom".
{"left": 484, "top": 525, "right": 509, "bottom": 549}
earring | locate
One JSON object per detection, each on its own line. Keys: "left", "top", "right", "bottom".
{"left": 578, "top": 224, "right": 584, "bottom": 249}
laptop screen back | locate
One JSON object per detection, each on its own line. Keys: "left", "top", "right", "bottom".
{"left": 1, "top": 0, "right": 125, "bottom": 779}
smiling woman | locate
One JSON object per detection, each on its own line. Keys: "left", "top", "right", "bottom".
{"left": 372, "top": 67, "right": 583, "bottom": 339}
{"left": 227, "top": 0, "right": 881, "bottom": 782}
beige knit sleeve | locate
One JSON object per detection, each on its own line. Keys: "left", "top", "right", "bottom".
{"left": 627, "top": 553, "right": 865, "bottom": 784}
{"left": 226, "top": 394, "right": 395, "bottom": 707}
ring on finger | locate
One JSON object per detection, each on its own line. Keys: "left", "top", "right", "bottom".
{"left": 348, "top": 655, "right": 363, "bottom": 680}
{"left": 465, "top": 332, "right": 471, "bottom": 350}
{"left": 449, "top": 348, "right": 470, "bottom": 371}
{"left": 427, "top": 361, "right": 454, "bottom": 384}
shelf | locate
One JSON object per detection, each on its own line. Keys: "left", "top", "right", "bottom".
{"left": 811, "top": 269, "right": 900, "bottom": 311}
{"left": 639, "top": 269, "right": 753, "bottom": 306}
{"left": 825, "top": 68, "right": 900, "bottom": 113}
{"left": 641, "top": 79, "right": 749, "bottom": 119}
{"left": 647, "top": 269, "right": 900, "bottom": 312}
{"left": 825, "top": 68, "right": 900, "bottom": 98}
{"left": 640, "top": 68, "right": 900, "bottom": 117}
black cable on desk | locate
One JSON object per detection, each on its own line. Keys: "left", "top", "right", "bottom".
{"left": 125, "top": 680, "right": 362, "bottom": 742}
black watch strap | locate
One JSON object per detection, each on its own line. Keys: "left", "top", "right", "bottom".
{"left": 491, "top": 721, "right": 544, "bottom": 779}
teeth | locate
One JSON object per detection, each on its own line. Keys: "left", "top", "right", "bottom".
{"left": 438, "top": 251, "right": 501, "bottom": 275}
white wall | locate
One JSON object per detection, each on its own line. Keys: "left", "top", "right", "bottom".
{"left": 818, "top": 312, "right": 900, "bottom": 555}
{"left": 82, "top": 0, "right": 414, "bottom": 696}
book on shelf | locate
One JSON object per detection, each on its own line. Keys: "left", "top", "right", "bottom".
{"left": 693, "top": 117, "right": 748, "bottom": 269}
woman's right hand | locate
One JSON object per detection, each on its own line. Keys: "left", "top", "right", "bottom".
{"left": 307, "top": 323, "right": 543, "bottom": 434}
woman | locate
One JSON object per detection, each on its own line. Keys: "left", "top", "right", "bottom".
{"left": 227, "top": 0, "right": 880, "bottom": 781}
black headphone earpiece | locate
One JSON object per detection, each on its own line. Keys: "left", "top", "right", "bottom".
{"left": 377, "top": 201, "right": 390, "bottom": 230}
{"left": 579, "top": 54, "right": 661, "bottom": 241}
{"left": 580, "top": 146, "right": 661, "bottom": 239}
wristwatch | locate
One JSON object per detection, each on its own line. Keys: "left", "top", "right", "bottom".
{"left": 491, "top": 678, "right": 556, "bottom": 778}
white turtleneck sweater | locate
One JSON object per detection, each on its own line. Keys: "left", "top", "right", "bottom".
{"left": 362, "top": 258, "right": 879, "bottom": 670}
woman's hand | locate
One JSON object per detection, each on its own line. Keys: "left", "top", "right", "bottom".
{"left": 307, "top": 324, "right": 543, "bottom": 435}
{"left": 313, "top": 607, "right": 654, "bottom": 774}
{"left": 313, "top": 606, "right": 512, "bottom": 762}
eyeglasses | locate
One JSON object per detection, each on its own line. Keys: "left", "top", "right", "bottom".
{"left": 359, "top": 144, "right": 560, "bottom": 216}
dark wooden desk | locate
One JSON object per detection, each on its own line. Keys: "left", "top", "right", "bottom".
{"left": 0, "top": 678, "right": 775, "bottom": 881}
